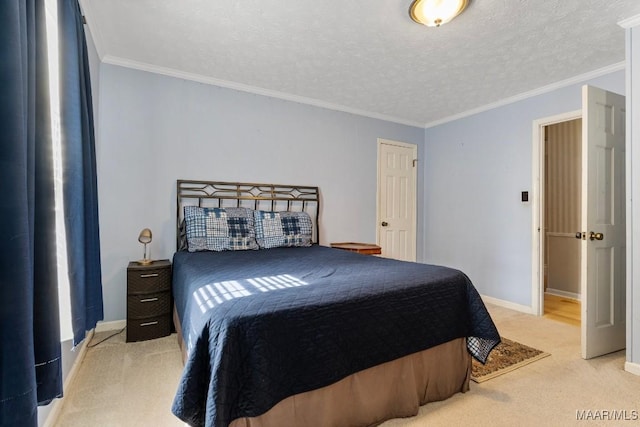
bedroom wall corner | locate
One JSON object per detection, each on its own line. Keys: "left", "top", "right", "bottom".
{"left": 422, "top": 69, "right": 625, "bottom": 310}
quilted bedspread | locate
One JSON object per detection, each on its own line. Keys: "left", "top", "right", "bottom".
{"left": 170, "top": 245, "right": 500, "bottom": 427}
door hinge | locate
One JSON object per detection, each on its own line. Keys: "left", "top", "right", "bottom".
{"left": 412, "top": 159, "right": 418, "bottom": 167}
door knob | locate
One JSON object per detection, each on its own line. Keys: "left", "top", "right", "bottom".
{"left": 381, "top": 221, "right": 388, "bottom": 227}
{"left": 575, "top": 232, "right": 583, "bottom": 240}
{"left": 589, "top": 231, "right": 604, "bottom": 241}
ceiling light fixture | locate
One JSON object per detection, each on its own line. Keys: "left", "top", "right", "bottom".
{"left": 410, "top": 0, "right": 469, "bottom": 27}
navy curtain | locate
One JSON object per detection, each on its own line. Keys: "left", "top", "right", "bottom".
{"left": 58, "top": 0, "right": 103, "bottom": 346}
{"left": 0, "top": 0, "right": 103, "bottom": 425}
{"left": 0, "top": 0, "right": 62, "bottom": 425}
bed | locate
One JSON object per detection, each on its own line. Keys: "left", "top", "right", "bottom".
{"left": 170, "top": 180, "right": 500, "bottom": 427}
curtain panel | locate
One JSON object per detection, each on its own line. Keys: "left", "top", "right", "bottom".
{"left": 58, "top": 0, "right": 103, "bottom": 347}
{"left": 0, "top": 1, "right": 62, "bottom": 425}
{"left": 0, "top": 0, "right": 103, "bottom": 425}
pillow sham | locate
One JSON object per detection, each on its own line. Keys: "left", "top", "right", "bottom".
{"left": 183, "top": 206, "right": 258, "bottom": 252}
{"left": 253, "top": 210, "right": 313, "bottom": 249}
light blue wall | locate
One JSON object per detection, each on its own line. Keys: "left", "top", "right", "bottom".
{"left": 96, "top": 64, "right": 424, "bottom": 321}
{"left": 423, "top": 70, "right": 625, "bottom": 307}
{"left": 93, "top": 48, "right": 640, "bottom": 370}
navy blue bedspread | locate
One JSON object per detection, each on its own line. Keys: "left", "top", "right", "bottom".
{"left": 171, "top": 245, "right": 499, "bottom": 427}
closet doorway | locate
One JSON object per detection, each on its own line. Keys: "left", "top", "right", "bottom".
{"left": 533, "top": 86, "right": 626, "bottom": 359}
{"left": 542, "top": 117, "right": 582, "bottom": 326}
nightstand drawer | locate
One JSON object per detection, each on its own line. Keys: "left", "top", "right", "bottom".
{"left": 127, "top": 266, "right": 171, "bottom": 293}
{"left": 126, "top": 314, "right": 171, "bottom": 342}
{"left": 127, "top": 291, "right": 171, "bottom": 319}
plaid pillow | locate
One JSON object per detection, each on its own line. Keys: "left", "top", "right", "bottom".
{"left": 184, "top": 206, "right": 258, "bottom": 252}
{"left": 254, "top": 210, "right": 313, "bottom": 249}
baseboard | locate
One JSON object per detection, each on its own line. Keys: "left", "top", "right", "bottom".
{"left": 42, "top": 329, "right": 94, "bottom": 427}
{"left": 95, "top": 319, "right": 127, "bottom": 333}
{"left": 481, "top": 295, "right": 535, "bottom": 314}
{"left": 545, "top": 288, "right": 581, "bottom": 301}
{"left": 625, "top": 361, "right": 640, "bottom": 376}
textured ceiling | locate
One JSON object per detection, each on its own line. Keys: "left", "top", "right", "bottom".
{"left": 80, "top": 0, "right": 640, "bottom": 127}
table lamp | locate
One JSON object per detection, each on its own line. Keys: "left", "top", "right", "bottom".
{"left": 137, "top": 228, "right": 153, "bottom": 265}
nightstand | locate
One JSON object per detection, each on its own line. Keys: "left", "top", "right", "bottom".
{"left": 126, "top": 259, "right": 172, "bottom": 342}
{"left": 330, "top": 242, "right": 382, "bottom": 255}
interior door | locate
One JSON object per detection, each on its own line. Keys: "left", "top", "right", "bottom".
{"left": 581, "top": 85, "right": 626, "bottom": 359}
{"left": 377, "top": 139, "right": 417, "bottom": 262}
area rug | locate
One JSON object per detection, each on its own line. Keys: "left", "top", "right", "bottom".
{"left": 471, "top": 337, "right": 550, "bottom": 383}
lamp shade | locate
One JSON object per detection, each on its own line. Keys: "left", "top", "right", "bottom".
{"left": 138, "top": 228, "right": 152, "bottom": 244}
{"left": 137, "top": 228, "right": 153, "bottom": 265}
{"left": 410, "top": 0, "right": 469, "bottom": 27}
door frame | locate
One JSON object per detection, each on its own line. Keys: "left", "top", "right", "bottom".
{"left": 376, "top": 138, "right": 418, "bottom": 261}
{"left": 531, "top": 109, "right": 582, "bottom": 316}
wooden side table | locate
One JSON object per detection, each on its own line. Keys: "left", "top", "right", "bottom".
{"left": 330, "top": 242, "right": 382, "bottom": 255}
{"left": 126, "top": 259, "right": 172, "bottom": 342}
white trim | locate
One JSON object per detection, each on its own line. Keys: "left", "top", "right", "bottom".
{"left": 92, "top": 49, "right": 623, "bottom": 130}
{"left": 480, "top": 295, "right": 535, "bottom": 314}
{"left": 625, "top": 21, "right": 636, "bottom": 381}
{"left": 42, "top": 330, "right": 94, "bottom": 427}
{"left": 625, "top": 361, "right": 640, "bottom": 376}
{"left": 95, "top": 319, "right": 127, "bottom": 333}
{"left": 531, "top": 110, "right": 583, "bottom": 316}
{"left": 619, "top": 14, "right": 640, "bottom": 29}
{"left": 376, "top": 139, "right": 417, "bottom": 150}
{"left": 101, "top": 55, "right": 424, "bottom": 128}
{"left": 425, "top": 63, "right": 623, "bottom": 129}
{"left": 545, "top": 288, "right": 581, "bottom": 301}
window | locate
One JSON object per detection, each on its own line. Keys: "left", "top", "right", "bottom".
{"left": 45, "top": 0, "right": 73, "bottom": 341}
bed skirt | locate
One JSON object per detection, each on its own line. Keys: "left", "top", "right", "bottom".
{"left": 173, "top": 307, "right": 471, "bottom": 427}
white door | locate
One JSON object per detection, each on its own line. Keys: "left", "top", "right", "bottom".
{"left": 581, "top": 85, "right": 626, "bottom": 359}
{"left": 377, "top": 139, "right": 417, "bottom": 262}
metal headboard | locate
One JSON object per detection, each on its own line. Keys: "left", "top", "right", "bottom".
{"left": 176, "top": 180, "right": 321, "bottom": 251}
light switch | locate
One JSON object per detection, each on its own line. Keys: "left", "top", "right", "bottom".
{"left": 521, "top": 191, "right": 529, "bottom": 202}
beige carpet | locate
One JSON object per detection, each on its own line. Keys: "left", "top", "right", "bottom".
{"left": 471, "top": 337, "right": 550, "bottom": 383}
{"left": 54, "top": 332, "right": 184, "bottom": 426}
{"left": 52, "top": 304, "right": 640, "bottom": 427}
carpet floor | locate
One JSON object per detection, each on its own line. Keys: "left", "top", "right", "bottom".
{"left": 53, "top": 304, "right": 640, "bottom": 427}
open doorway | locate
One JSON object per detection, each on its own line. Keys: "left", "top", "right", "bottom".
{"left": 542, "top": 119, "right": 582, "bottom": 327}
{"left": 533, "top": 86, "right": 626, "bottom": 359}
{"left": 532, "top": 109, "right": 582, "bottom": 320}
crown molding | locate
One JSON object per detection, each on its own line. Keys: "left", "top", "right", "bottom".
{"left": 101, "top": 55, "right": 425, "bottom": 128}
{"left": 619, "top": 14, "right": 640, "bottom": 29}
{"left": 99, "top": 55, "right": 624, "bottom": 130}
{"left": 424, "top": 61, "right": 626, "bottom": 129}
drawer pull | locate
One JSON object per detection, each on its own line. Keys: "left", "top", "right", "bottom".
{"left": 140, "top": 273, "right": 159, "bottom": 278}
{"left": 140, "top": 297, "right": 159, "bottom": 303}
{"left": 140, "top": 321, "right": 159, "bottom": 327}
